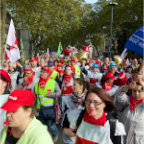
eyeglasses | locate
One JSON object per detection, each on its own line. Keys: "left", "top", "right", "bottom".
{"left": 85, "top": 100, "right": 103, "bottom": 106}
{"left": 41, "top": 71, "right": 47, "bottom": 73}
{"left": 24, "top": 72, "right": 32, "bottom": 75}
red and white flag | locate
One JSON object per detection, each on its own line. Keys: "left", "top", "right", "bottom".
{"left": 70, "top": 47, "right": 77, "bottom": 52}
{"left": 4, "top": 45, "right": 10, "bottom": 62}
{"left": 6, "top": 19, "right": 20, "bottom": 63}
{"left": 46, "top": 48, "right": 49, "bottom": 58}
{"left": 37, "top": 53, "right": 39, "bottom": 60}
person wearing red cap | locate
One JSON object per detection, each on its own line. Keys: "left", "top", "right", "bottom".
{"left": 18, "top": 67, "right": 39, "bottom": 93}
{"left": 0, "top": 69, "right": 11, "bottom": 135}
{"left": 60, "top": 59, "right": 64, "bottom": 64}
{"left": 0, "top": 89, "right": 53, "bottom": 144}
{"left": 8, "top": 63, "right": 20, "bottom": 92}
{"left": 96, "top": 72, "right": 119, "bottom": 97}
{"left": 30, "top": 57, "right": 41, "bottom": 78}
{"left": 57, "top": 63, "right": 64, "bottom": 81}
{"left": 35, "top": 66, "right": 61, "bottom": 143}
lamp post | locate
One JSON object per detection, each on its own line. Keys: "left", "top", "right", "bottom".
{"left": 107, "top": 2, "right": 118, "bottom": 58}
{"left": 81, "top": 26, "right": 86, "bottom": 45}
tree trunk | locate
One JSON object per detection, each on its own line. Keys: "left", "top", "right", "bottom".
{"left": 94, "top": 46, "right": 99, "bottom": 56}
{"left": 34, "top": 46, "right": 39, "bottom": 57}
{"left": 0, "top": 0, "right": 6, "bottom": 65}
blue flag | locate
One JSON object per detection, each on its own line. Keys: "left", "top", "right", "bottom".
{"left": 124, "top": 25, "right": 144, "bottom": 56}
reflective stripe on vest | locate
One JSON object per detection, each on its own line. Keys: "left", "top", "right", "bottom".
{"left": 35, "top": 79, "right": 55, "bottom": 109}
{"left": 49, "top": 70, "right": 58, "bottom": 80}
{"left": 74, "top": 65, "right": 80, "bottom": 76}
{"left": 62, "top": 77, "right": 74, "bottom": 96}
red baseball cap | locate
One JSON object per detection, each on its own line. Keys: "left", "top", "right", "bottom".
{"left": 0, "top": 69, "right": 11, "bottom": 82}
{"left": 103, "top": 72, "right": 116, "bottom": 79}
{"left": 103, "top": 65, "right": 108, "bottom": 70}
{"left": 58, "top": 63, "right": 63, "bottom": 67}
{"left": 71, "top": 57, "right": 76, "bottom": 62}
{"left": 25, "top": 67, "right": 34, "bottom": 72}
{"left": 0, "top": 89, "right": 36, "bottom": 112}
{"left": 42, "top": 66, "right": 50, "bottom": 73}
{"left": 31, "top": 57, "right": 38, "bottom": 62}
{"left": 96, "top": 60, "right": 100, "bottom": 65}
{"left": 123, "top": 62, "right": 127, "bottom": 65}
{"left": 60, "top": 59, "right": 64, "bottom": 63}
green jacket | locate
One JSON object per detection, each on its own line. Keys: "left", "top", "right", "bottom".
{"left": 0, "top": 117, "right": 54, "bottom": 144}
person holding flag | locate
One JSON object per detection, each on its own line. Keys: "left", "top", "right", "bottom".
{"left": 57, "top": 42, "right": 63, "bottom": 61}
{"left": 30, "top": 57, "right": 41, "bottom": 78}
{"left": 6, "top": 19, "right": 21, "bottom": 63}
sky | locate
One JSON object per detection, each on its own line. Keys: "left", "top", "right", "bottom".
{"left": 85, "top": 0, "right": 98, "bottom": 4}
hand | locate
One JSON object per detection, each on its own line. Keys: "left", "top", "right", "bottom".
{"left": 60, "top": 73, "right": 63, "bottom": 77}
{"left": 78, "top": 99, "right": 82, "bottom": 103}
{"left": 129, "top": 81, "right": 137, "bottom": 90}
{"left": 45, "top": 93, "right": 50, "bottom": 97}
{"left": 136, "top": 73, "right": 143, "bottom": 83}
{"left": 81, "top": 60, "right": 86, "bottom": 68}
{"left": 24, "top": 76, "right": 28, "bottom": 82}
{"left": 63, "top": 128, "right": 76, "bottom": 137}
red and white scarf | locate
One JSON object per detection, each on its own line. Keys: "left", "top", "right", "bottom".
{"left": 63, "top": 74, "right": 73, "bottom": 85}
{"left": 84, "top": 111, "right": 106, "bottom": 126}
{"left": 25, "top": 76, "right": 33, "bottom": 86}
{"left": 130, "top": 95, "right": 144, "bottom": 111}
{"left": 39, "top": 77, "right": 49, "bottom": 88}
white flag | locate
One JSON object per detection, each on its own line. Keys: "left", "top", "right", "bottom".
{"left": 126, "top": 58, "right": 130, "bottom": 66}
{"left": 46, "top": 48, "right": 49, "bottom": 58}
{"left": 6, "top": 19, "right": 20, "bottom": 62}
{"left": 4, "top": 45, "right": 10, "bottom": 62}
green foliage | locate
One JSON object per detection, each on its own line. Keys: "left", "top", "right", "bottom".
{"left": 7, "top": 0, "right": 86, "bottom": 55}
{"left": 87, "top": 0, "right": 143, "bottom": 54}
{"left": 6, "top": 0, "right": 142, "bottom": 55}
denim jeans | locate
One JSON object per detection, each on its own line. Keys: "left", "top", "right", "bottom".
{"left": 40, "top": 119, "right": 58, "bottom": 137}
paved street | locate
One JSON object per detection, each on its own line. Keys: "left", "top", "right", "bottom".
{"left": 55, "top": 119, "right": 64, "bottom": 144}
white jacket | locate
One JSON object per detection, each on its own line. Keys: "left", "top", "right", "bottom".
{"left": 9, "top": 71, "right": 19, "bottom": 92}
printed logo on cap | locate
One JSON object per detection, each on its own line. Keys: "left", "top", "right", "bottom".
{"left": 9, "top": 96, "right": 17, "bottom": 100}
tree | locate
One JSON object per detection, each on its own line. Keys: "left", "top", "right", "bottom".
{"left": 0, "top": 0, "right": 6, "bottom": 64}
{"left": 86, "top": 0, "right": 143, "bottom": 55}
{"left": 7, "top": 0, "right": 86, "bottom": 56}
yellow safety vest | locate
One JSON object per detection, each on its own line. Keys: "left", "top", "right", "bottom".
{"left": 49, "top": 70, "right": 59, "bottom": 80}
{"left": 74, "top": 65, "right": 80, "bottom": 77}
{"left": 35, "top": 79, "right": 55, "bottom": 109}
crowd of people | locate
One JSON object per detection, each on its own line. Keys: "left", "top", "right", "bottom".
{"left": 0, "top": 51, "right": 144, "bottom": 144}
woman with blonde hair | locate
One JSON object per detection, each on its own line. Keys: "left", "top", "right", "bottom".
{"left": 8, "top": 63, "right": 20, "bottom": 92}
